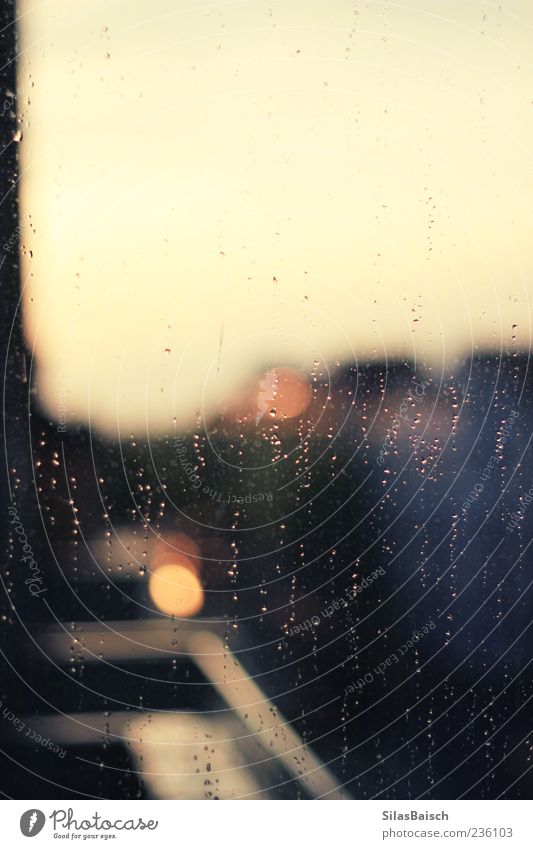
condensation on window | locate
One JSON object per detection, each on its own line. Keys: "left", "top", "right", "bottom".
{"left": 1, "top": 0, "right": 532, "bottom": 801}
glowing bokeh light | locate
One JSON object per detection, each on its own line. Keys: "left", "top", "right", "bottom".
{"left": 149, "top": 563, "right": 204, "bottom": 618}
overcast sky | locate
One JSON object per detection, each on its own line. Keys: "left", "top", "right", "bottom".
{"left": 18, "top": 0, "right": 533, "bottom": 434}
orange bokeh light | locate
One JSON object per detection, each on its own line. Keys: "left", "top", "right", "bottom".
{"left": 224, "top": 366, "right": 312, "bottom": 425}
{"left": 149, "top": 562, "right": 204, "bottom": 618}
{"left": 259, "top": 366, "right": 312, "bottom": 421}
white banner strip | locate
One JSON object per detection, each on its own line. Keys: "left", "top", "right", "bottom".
{"left": 3, "top": 800, "right": 531, "bottom": 848}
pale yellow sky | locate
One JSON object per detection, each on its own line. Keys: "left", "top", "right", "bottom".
{"left": 18, "top": 0, "right": 533, "bottom": 434}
